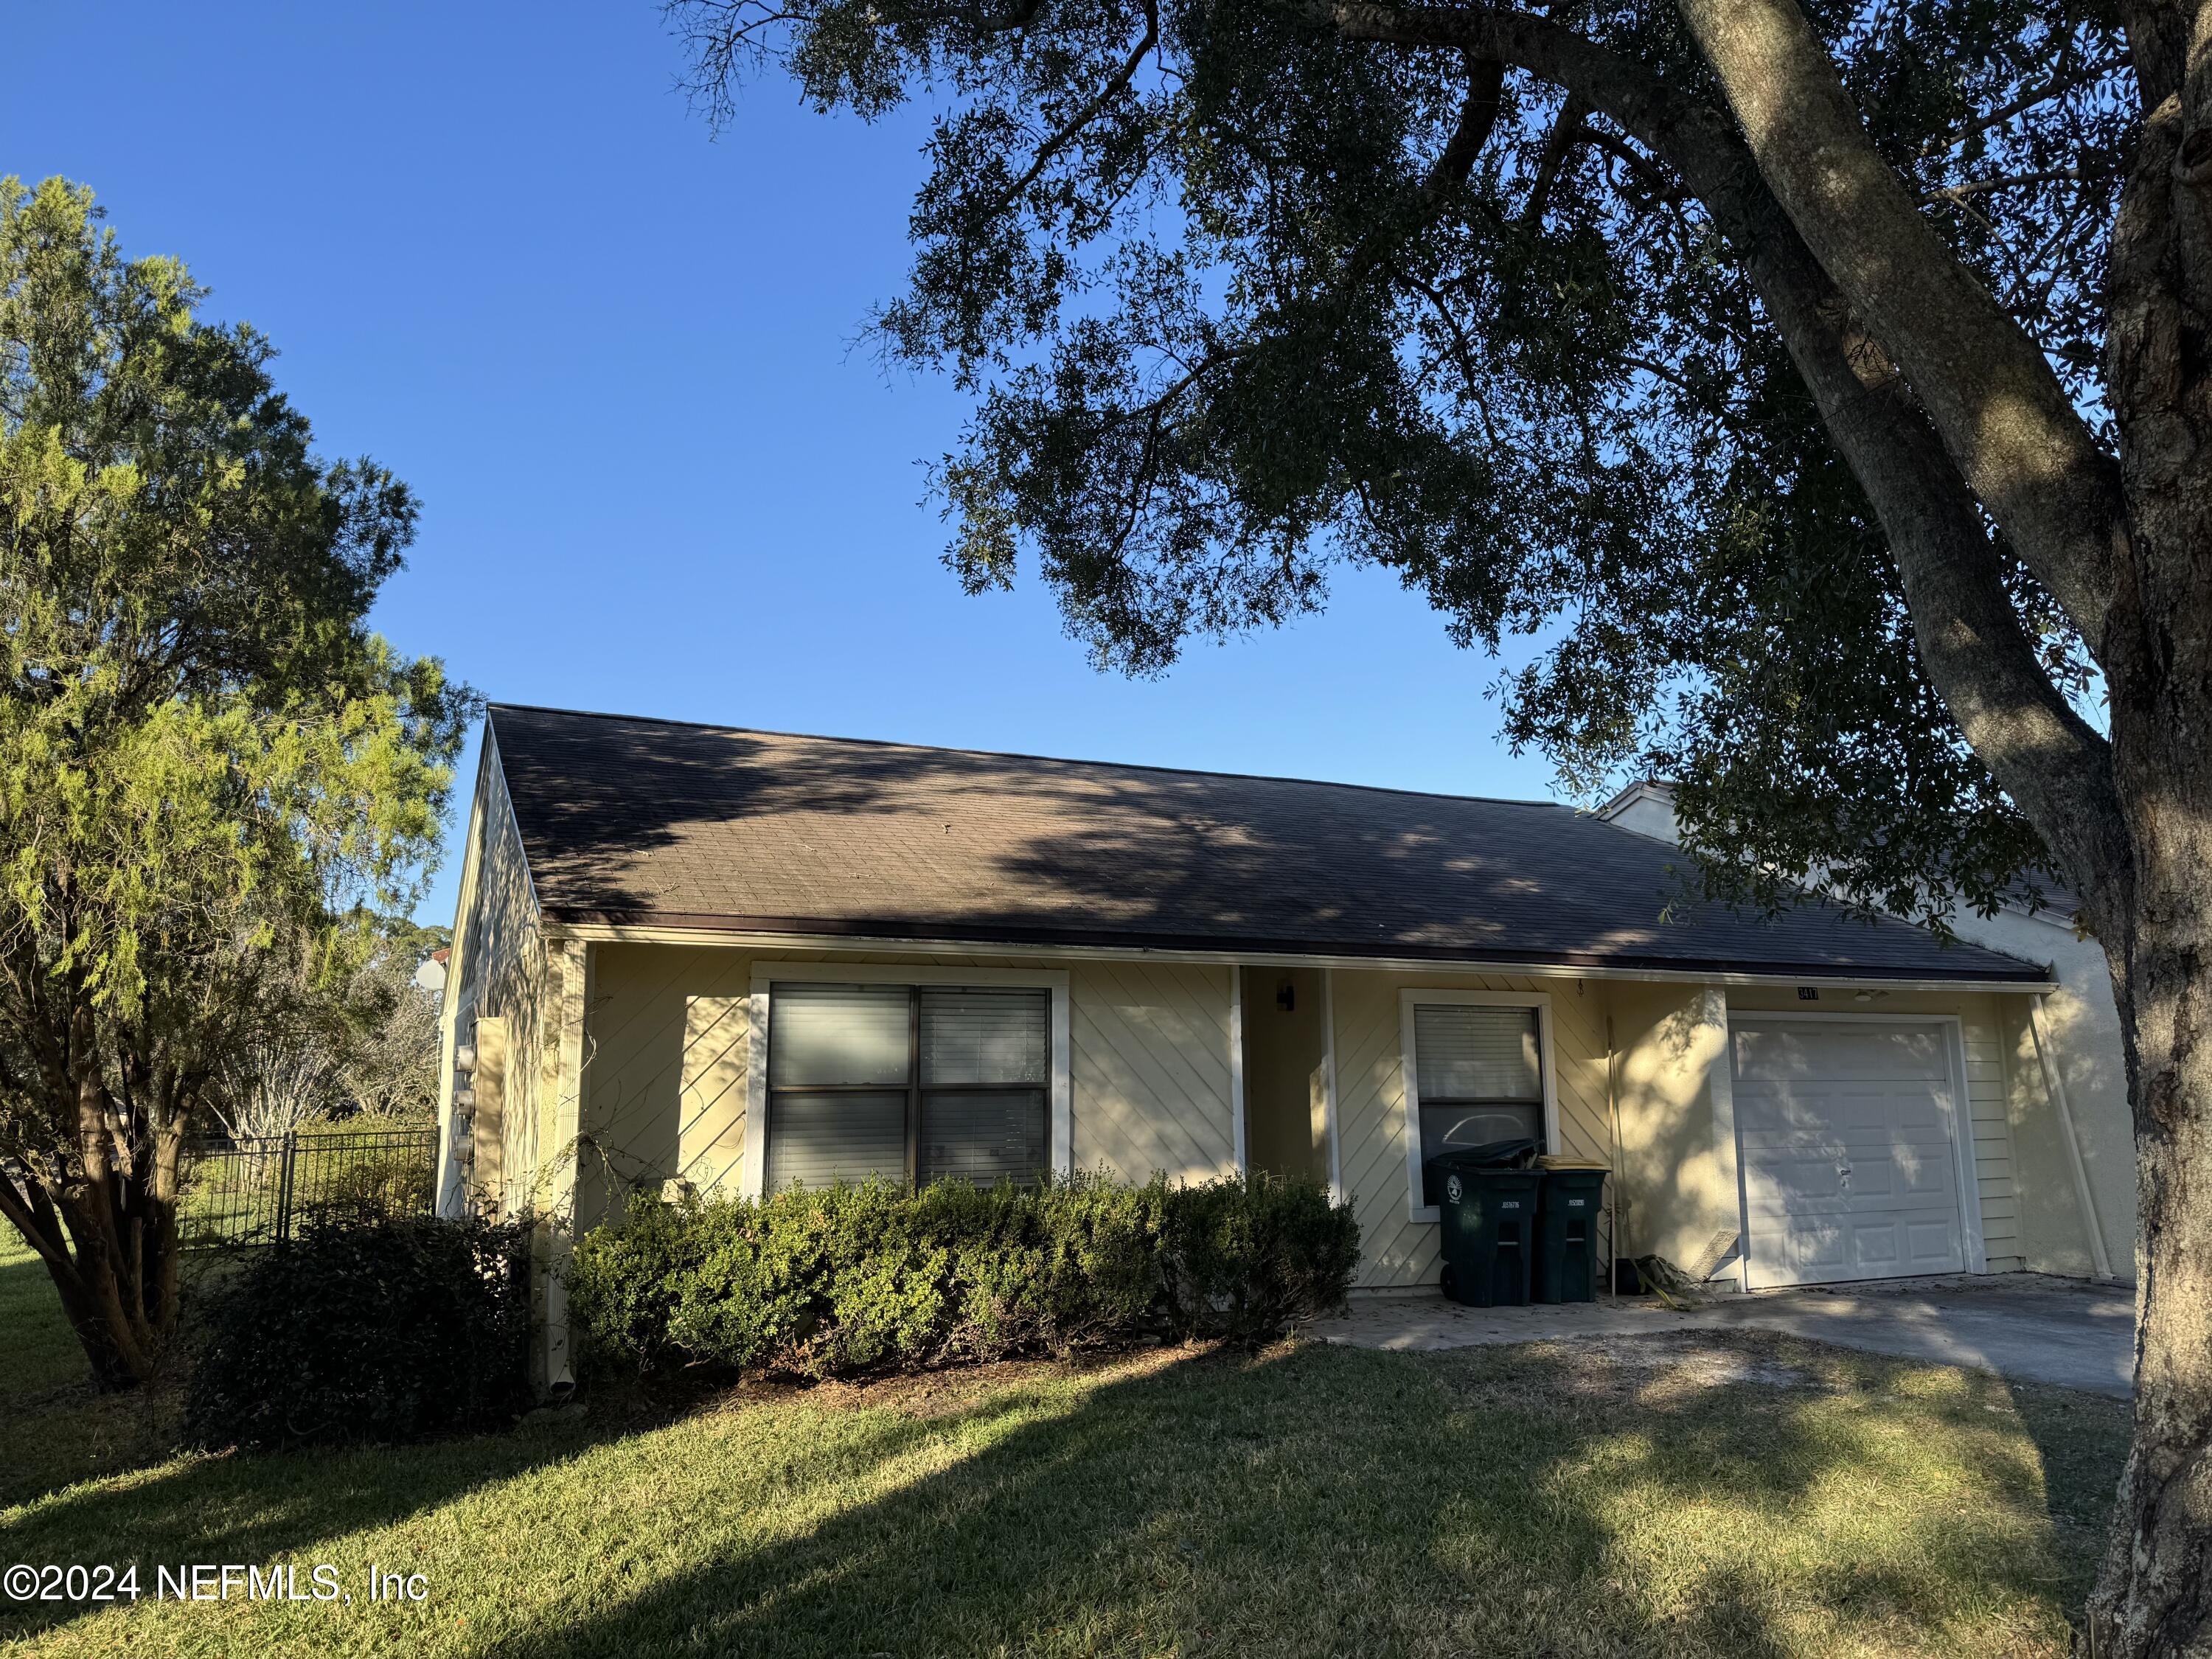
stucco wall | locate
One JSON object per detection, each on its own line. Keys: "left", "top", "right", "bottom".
{"left": 576, "top": 945, "right": 1240, "bottom": 1232}
{"left": 1332, "top": 969, "right": 1612, "bottom": 1290}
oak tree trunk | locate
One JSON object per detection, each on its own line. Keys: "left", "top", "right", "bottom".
{"left": 2082, "top": 10, "right": 2212, "bottom": 1644}
{"left": 2092, "top": 911, "right": 2212, "bottom": 1652}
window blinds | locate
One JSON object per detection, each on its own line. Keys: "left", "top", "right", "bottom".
{"left": 920, "top": 1091, "right": 1048, "bottom": 1186}
{"left": 768, "top": 985, "right": 911, "bottom": 1088}
{"left": 919, "top": 988, "right": 1050, "bottom": 1085}
{"left": 766, "top": 983, "right": 1051, "bottom": 1191}
{"left": 1413, "top": 1005, "right": 1542, "bottom": 1102}
{"left": 765, "top": 1091, "right": 908, "bottom": 1191}
{"left": 1412, "top": 1004, "right": 1545, "bottom": 1202}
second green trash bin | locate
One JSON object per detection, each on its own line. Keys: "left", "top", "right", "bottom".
{"left": 1428, "top": 1146, "right": 1543, "bottom": 1307}
{"left": 1533, "top": 1166, "right": 1608, "bottom": 1304}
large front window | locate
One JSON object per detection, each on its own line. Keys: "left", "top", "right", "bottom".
{"left": 765, "top": 984, "right": 1051, "bottom": 1191}
{"left": 1411, "top": 1002, "right": 1547, "bottom": 1206}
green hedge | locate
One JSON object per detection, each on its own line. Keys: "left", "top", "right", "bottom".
{"left": 184, "top": 1213, "right": 534, "bottom": 1449}
{"left": 568, "top": 1172, "right": 1360, "bottom": 1379}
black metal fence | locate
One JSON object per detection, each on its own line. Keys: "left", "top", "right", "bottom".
{"left": 180, "top": 1127, "right": 439, "bottom": 1248}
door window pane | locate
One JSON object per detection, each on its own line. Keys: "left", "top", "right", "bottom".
{"left": 765, "top": 1091, "right": 907, "bottom": 1190}
{"left": 770, "top": 985, "right": 911, "bottom": 1087}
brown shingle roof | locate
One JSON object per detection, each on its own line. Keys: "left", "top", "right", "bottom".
{"left": 487, "top": 704, "right": 2048, "bottom": 983}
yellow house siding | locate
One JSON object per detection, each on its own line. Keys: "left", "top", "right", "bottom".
{"left": 576, "top": 946, "right": 1239, "bottom": 1228}
{"left": 1067, "top": 959, "right": 1237, "bottom": 1180}
{"left": 1966, "top": 1016, "right": 2023, "bottom": 1271}
{"left": 681, "top": 994, "right": 749, "bottom": 1197}
{"left": 1332, "top": 969, "right": 1611, "bottom": 1290}
{"left": 1994, "top": 998, "right": 2107, "bottom": 1278}
{"left": 1607, "top": 981, "right": 1736, "bottom": 1273}
{"left": 438, "top": 732, "right": 554, "bottom": 1220}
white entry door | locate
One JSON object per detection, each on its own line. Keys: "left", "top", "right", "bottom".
{"left": 1729, "top": 1018, "right": 1972, "bottom": 1288}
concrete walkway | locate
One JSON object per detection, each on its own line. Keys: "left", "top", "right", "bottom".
{"left": 1310, "top": 1273, "right": 2135, "bottom": 1397}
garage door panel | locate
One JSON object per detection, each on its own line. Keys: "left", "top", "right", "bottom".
{"left": 1733, "top": 1024, "right": 1952, "bottom": 1083}
{"left": 1731, "top": 1019, "right": 1969, "bottom": 1289}
{"left": 1896, "top": 1152, "right": 1956, "bottom": 1199}
{"left": 1852, "top": 1225, "right": 1902, "bottom": 1267}
{"left": 1742, "top": 1140, "right": 1845, "bottom": 1194}
{"left": 1771, "top": 1222, "right": 1850, "bottom": 1274}
{"left": 1906, "top": 1220, "right": 1959, "bottom": 1268}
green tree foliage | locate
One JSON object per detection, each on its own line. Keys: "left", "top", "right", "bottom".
{"left": 669, "top": 0, "right": 2117, "bottom": 928}
{"left": 0, "top": 176, "right": 471, "bottom": 1387}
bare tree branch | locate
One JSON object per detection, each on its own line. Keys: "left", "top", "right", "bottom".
{"left": 1520, "top": 91, "right": 1590, "bottom": 226}
{"left": 975, "top": 0, "right": 1159, "bottom": 224}
{"left": 1920, "top": 163, "right": 2115, "bottom": 204}
{"left": 1425, "top": 52, "right": 1507, "bottom": 195}
{"left": 1912, "top": 52, "right": 2131, "bottom": 159}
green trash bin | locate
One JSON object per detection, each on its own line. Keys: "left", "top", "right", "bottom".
{"left": 1428, "top": 1147, "right": 1542, "bottom": 1307}
{"left": 1534, "top": 1168, "right": 1608, "bottom": 1304}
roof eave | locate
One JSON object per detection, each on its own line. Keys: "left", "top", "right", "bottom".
{"left": 540, "top": 906, "right": 2056, "bottom": 992}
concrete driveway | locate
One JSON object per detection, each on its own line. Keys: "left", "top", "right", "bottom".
{"left": 1311, "top": 1273, "right": 2136, "bottom": 1396}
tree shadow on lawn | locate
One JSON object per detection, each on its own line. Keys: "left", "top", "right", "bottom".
{"left": 0, "top": 1331, "right": 2122, "bottom": 1657}
{"left": 0, "top": 1245, "right": 185, "bottom": 1511}
{"left": 442, "top": 1330, "right": 2107, "bottom": 1659}
{"left": 2000, "top": 1374, "right": 2135, "bottom": 1585}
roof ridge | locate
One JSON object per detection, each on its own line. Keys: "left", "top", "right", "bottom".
{"left": 486, "top": 700, "right": 1587, "bottom": 813}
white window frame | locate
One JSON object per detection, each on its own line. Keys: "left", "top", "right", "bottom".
{"left": 1399, "top": 989, "right": 1559, "bottom": 1224}
{"left": 1724, "top": 1010, "right": 1987, "bottom": 1285}
{"left": 742, "top": 962, "right": 1072, "bottom": 1199}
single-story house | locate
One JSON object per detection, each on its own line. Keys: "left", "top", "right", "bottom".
{"left": 434, "top": 705, "right": 2115, "bottom": 1387}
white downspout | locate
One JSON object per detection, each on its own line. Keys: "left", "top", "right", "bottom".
{"left": 2028, "top": 992, "right": 2115, "bottom": 1281}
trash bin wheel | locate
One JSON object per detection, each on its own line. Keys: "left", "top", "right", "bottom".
{"left": 1439, "top": 1262, "right": 1458, "bottom": 1299}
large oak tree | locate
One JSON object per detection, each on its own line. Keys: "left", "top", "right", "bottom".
{"left": 668, "top": 0, "right": 2210, "bottom": 1646}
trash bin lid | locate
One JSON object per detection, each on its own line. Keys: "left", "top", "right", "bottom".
{"left": 1427, "top": 1138, "right": 1540, "bottom": 1171}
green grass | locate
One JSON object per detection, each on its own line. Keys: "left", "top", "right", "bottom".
{"left": 0, "top": 1239, "right": 2130, "bottom": 1659}
{"left": 0, "top": 1224, "right": 83, "bottom": 1404}
{"left": 0, "top": 1228, "right": 179, "bottom": 1508}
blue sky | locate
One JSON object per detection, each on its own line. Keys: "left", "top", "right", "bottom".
{"left": 7, "top": 1, "right": 1564, "bottom": 928}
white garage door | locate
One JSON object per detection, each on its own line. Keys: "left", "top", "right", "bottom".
{"left": 1730, "top": 1018, "right": 1970, "bottom": 1288}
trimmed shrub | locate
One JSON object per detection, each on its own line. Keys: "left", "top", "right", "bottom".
{"left": 568, "top": 1172, "right": 1358, "bottom": 1380}
{"left": 184, "top": 1212, "right": 533, "bottom": 1449}
{"left": 1161, "top": 1172, "right": 1366, "bottom": 1346}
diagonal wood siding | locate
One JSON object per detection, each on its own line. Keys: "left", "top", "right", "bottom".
{"left": 578, "top": 946, "right": 1238, "bottom": 1228}
{"left": 1334, "top": 970, "right": 1613, "bottom": 1290}
{"left": 1068, "top": 959, "right": 1237, "bottom": 1179}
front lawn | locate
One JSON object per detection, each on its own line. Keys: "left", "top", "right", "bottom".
{"left": 0, "top": 1234, "right": 2129, "bottom": 1659}
{"left": 0, "top": 1230, "right": 177, "bottom": 1509}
